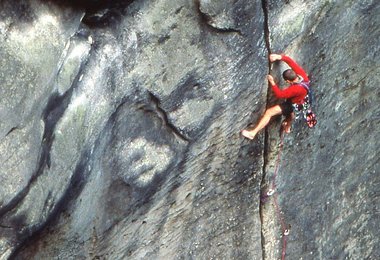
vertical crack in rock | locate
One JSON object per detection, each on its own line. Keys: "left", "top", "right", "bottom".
{"left": 260, "top": 0, "right": 271, "bottom": 259}
{"left": 261, "top": 0, "right": 272, "bottom": 65}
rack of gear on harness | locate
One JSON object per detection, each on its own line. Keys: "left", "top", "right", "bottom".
{"left": 292, "top": 82, "right": 317, "bottom": 128}
{"left": 266, "top": 132, "right": 291, "bottom": 260}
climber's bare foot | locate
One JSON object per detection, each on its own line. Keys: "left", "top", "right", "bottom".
{"left": 241, "top": 129, "right": 256, "bottom": 140}
{"left": 282, "top": 121, "right": 292, "bottom": 133}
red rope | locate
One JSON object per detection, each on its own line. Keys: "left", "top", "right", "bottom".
{"left": 269, "top": 132, "right": 288, "bottom": 260}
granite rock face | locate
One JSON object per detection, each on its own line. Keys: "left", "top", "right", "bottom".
{"left": 261, "top": 0, "right": 380, "bottom": 259}
{"left": 0, "top": 0, "right": 378, "bottom": 259}
{"left": 1, "top": 0, "right": 266, "bottom": 259}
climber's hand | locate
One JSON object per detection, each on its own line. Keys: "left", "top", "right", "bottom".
{"left": 267, "top": 75, "right": 276, "bottom": 85}
{"left": 269, "top": 54, "right": 282, "bottom": 62}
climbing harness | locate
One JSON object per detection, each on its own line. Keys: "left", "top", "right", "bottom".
{"left": 267, "top": 132, "right": 290, "bottom": 260}
{"left": 292, "top": 81, "right": 317, "bottom": 128}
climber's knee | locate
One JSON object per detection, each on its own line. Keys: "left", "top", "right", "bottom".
{"left": 265, "top": 105, "right": 283, "bottom": 117}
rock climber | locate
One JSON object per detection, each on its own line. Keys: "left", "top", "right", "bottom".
{"left": 242, "top": 53, "right": 313, "bottom": 140}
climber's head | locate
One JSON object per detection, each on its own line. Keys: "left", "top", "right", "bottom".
{"left": 282, "top": 69, "right": 298, "bottom": 82}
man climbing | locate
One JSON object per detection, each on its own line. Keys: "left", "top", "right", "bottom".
{"left": 242, "top": 53, "right": 314, "bottom": 140}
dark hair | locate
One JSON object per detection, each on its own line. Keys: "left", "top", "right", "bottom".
{"left": 282, "top": 69, "right": 297, "bottom": 81}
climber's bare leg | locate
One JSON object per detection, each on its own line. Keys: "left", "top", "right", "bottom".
{"left": 282, "top": 112, "right": 295, "bottom": 133}
{"left": 242, "top": 105, "right": 283, "bottom": 140}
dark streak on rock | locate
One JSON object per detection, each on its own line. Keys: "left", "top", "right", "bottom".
{"left": 5, "top": 126, "right": 20, "bottom": 137}
{"left": 0, "top": 224, "right": 12, "bottom": 229}
{"left": 147, "top": 91, "right": 190, "bottom": 142}
{"left": 0, "top": 98, "right": 69, "bottom": 220}
{"left": 211, "top": 26, "right": 243, "bottom": 36}
{"left": 12, "top": 98, "right": 130, "bottom": 257}
{"left": 158, "top": 34, "right": 171, "bottom": 44}
{"left": 175, "top": 6, "right": 184, "bottom": 15}
{"left": 10, "top": 147, "right": 93, "bottom": 259}
{"left": 0, "top": 32, "right": 92, "bottom": 231}
{"left": 41, "top": 0, "right": 135, "bottom": 28}
{"left": 42, "top": 0, "right": 133, "bottom": 13}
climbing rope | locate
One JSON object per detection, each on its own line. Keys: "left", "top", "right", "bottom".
{"left": 266, "top": 132, "right": 289, "bottom": 260}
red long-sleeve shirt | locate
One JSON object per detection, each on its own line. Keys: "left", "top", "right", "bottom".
{"left": 271, "top": 55, "right": 310, "bottom": 104}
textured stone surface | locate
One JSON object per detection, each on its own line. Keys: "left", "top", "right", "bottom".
{"left": 1, "top": 0, "right": 267, "bottom": 259}
{"left": 261, "top": 0, "right": 380, "bottom": 259}
{"left": 0, "top": 0, "right": 379, "bottom": 259}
